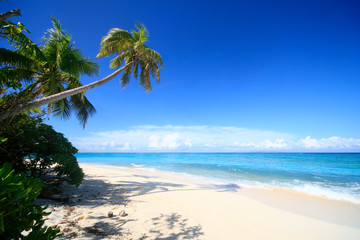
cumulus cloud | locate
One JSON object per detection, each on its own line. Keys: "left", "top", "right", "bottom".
{"left": 148, "top": 135, "right": 161, "bottom": 148}
{"left": 298, "top": 136, "right": 360, "bottom": 150}
{"left": 300, "top": 136, "right": 321, "bottom": 148}
{"left": 69, "top": 125, "right": 360, "bottom": 152}
{"left": 234, "top": 138, "right": 290, "bottom": 149}
{"left": 162, "top": 133, "right": 181, "bottom": 149}
{"left": 148, "top": 133, "right": 182, "bottom": 149}
{"left": 184, "top": 139, "right": 192, "bottom": 147}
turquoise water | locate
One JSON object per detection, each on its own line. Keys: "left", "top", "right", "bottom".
{"left": 76, "top": 153, "right": 360, "bottom": 204}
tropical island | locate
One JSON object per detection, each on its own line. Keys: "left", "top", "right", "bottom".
{"left": 1, "top": 1, "right": 360, "bottom": 239}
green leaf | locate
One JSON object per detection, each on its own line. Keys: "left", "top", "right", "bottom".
{"left": 0, "top": 216, "right": 4, "bottom": 233}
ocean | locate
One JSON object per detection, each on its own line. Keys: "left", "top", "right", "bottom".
{"left": 76, "top": 153, "right": 360, "bottom": 204}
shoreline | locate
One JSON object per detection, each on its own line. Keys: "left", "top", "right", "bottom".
{"left": 81, "top": 163, "right": 360, "bottom": 227}
{"left": 40, "top": 163, "right": 360, "bottom": 239}
{"left": 79, "top": 161, "right": 360, "bottom": 205}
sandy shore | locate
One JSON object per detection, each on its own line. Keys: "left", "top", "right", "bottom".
{"left": 38, "top": 163, "right": 360, "bottom": 239}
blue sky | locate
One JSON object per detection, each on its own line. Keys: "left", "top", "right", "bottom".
{"left": 3, "top": 0, "right": 360, "bottom": 152}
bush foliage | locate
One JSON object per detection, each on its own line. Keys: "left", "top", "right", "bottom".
{"left": 0, "top": 114, "right": 84, "bottom": 186}
{"left": 0, "top": 162, "right": 60, "bottom": 239}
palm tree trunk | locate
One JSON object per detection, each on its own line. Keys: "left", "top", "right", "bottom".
{"left": 0, "top": 63, "right": 132, "bottom": 121}
{"left": 0, "top": 9, "right": 21, "bottom": 21}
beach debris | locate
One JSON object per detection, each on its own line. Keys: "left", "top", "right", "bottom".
{"left": 67, "top": 206, "right": 75, "bottom": 211}
{"left": 63, "top": 227, "right": 71, "bottom": 232}
{"left": 76, "top": 216, "right": 85, "bottom": 221}
{"left": 49, "top": 194, "right": 70, "bottom": 203}
{"left": 84, "top": 223, "right": 107, "bottom": 236}
{"left": 67, "top": 220, "right": 78, "bottom": 227}
{"left": 108, "top": 211, "right": 114, "bottom": 217}
{"left": 119, "top": 210, "right": 126, "bottom": 217}
{"left": 64, "top": 206, "right": 75, "bottom": 216}
{"left": 69, "top": 232, "right": 78, "bottom": 238}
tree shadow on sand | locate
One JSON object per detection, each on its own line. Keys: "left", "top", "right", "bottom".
{"left": 113, "top": 180, "right": 241, "bottom": 198}
{"left": 140, "top": 213, "right": 204, "bottom": 240}
{"left": 39, "top": 174, "right": 240, "bottom": 239}
{"left": 39, "top": 174, "right": 242, "bottom": 208}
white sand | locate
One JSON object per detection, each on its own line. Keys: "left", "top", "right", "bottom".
{"left": 38, "top": 163, "right": 360, "bottom": 239}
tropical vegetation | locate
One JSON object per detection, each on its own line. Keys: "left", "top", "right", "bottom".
{"left": 0, "top": 7, "right": 162, "bottom": 239}
{"left": 0, "top": 162, "right": 60, "bottom": 239}
{"left": 0, "top": 18, "right": 162, "bottom": 122}
{"left": 1, "top": 17, "right": 99, "bottom": 127}
{"left": 0, "top": 114, "right": 84, "bottom": 186}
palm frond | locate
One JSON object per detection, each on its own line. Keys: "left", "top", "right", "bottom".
{"left": 97, "top": 28, "right": 134, "bottom": 57}
{"left": 142, "top": 46, "right": 163, "bottom": 68}
{"left": 51, "top": 16, "right": 62, "bottom": 33}
{"left": 148, "top": 60, "right": 161, "bottom": 83}
{"left": 120, "top": 65, "right": 132, "bottom": 89}
{"left": 0, "top": 21, "right": 30, "bottom": 45}
{"left": 1, "top": 21, "right": 46, "bottom": 62}
{"left": 70, "top": 93, "right": 96, "bottom": 128}
{"left": 100, "top": 28, "right": 133, "bottom": 45}
{"left": 40, "top": 71, "right": 66, "bottom": 96}
{"left": 0, "top": 48, "right": 38, "bottom": 69}
{"left": 41, "top": 18, "right": 99, "bottom": 78}
{"left": 42, "top": 17, "right": 70, "bottom": 46}
{"left": 51, "top": 98, "right": 71, "bottom": 119}
{"left": 132, "top": 23, "right": 149, "bottom": 43}
{"left": 0, "top": 68, "right": 36, "bottom": 87}
{"left": 60, "top": 49, "right": 100, "bottom": 77}
{"left": 109, "top": 51, "right": 130, "bottom": 68}
{"left": 139, "top": 60, "right": 151, "bottom": 92}
{"left": 54, "top": 72, "right": 79, "bottom": 88}
{"left": 75, "top": 58, "right": 100, "bottom": 76}
{"left": 132, "top": 61, "right": 140, "bottom": 79}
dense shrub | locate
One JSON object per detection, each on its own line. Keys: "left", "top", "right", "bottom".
{"left": 0, "top": 162, "right": 60, "bottom": 239}
{"left": 0, "top": 114, "right": 84, "bottom": 186}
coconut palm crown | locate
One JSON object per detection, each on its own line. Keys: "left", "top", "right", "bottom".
{"left": 38, "top": 17, "right": 99, "bottom": 127}
{"left": 0, "top": 17, "right": 99, "bottom": 127}
{"left": 97, "top": 23, "right": 163, "bottom": 92}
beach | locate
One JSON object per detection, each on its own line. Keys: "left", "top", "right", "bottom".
{"left": 38, "top": 163, "right": 360, "bottom": 239}
{"left": 2, "top": 1, "right": 360, "bottom": 239}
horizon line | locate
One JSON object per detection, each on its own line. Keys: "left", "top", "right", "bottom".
{"left": 76, "top": 152, "right": 360, "bottom": 154}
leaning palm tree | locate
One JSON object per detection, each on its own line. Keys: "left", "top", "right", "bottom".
{"left": 1, "top": 17, "right": 99, "bottom": 126}
{"left": 0, "top": 22, "right": 163, "bottom": 121}
{"left": 97, "top": 23, "right": 162, "bottom": 92}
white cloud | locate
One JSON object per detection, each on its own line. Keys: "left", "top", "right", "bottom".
{"left": 148, "top": 135, "right": 161, "bottom": 148}
{"left": 234, "top": 138, "right": 289, "bottom": 149}
{"left": 298, "top": 136, "right": 360, "bottom": 150}
{"left": 69, "top": 125, "right": 360, "bottom": 152}
{"left": 161, "top": 133, "right": 180, "bottom": 149}
{"left": 300, "top": 136, "right": 321, "bottom": 148}
{"left": 148, "top": 133, "right": 182, "bottom": 149}
{"left": 121, "top": 142, "right": 131, "bottom": 151}
{"left": 184, "top": 139, "right": 192, "bottom": 147}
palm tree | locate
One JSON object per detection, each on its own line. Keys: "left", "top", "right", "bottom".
{"left": 1, "top": 17, "right": 100, "bottom": 126}
{"left": 97, "top": 23, "right": 162, "bottom": 92}
{"left": 37, "top": 17, "right": 99, "bottom": 127}
{"left": 0, "top": 22, "right": 163, "bottom": 122}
